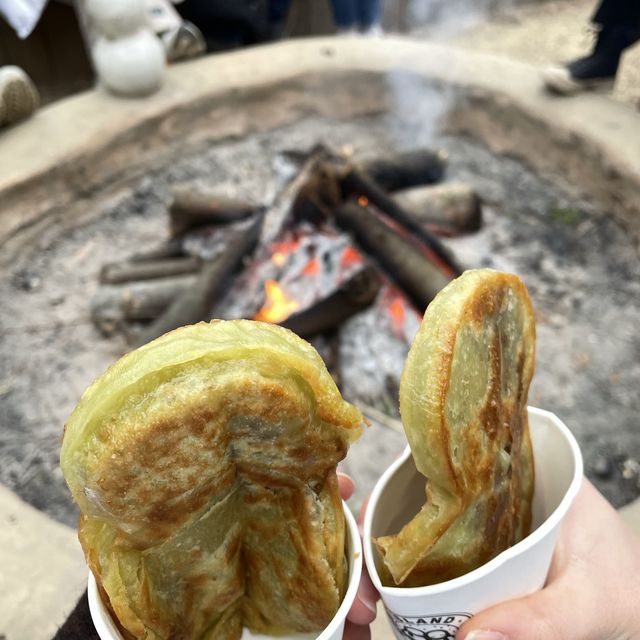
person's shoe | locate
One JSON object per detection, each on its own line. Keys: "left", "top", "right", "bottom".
{"left": 162, "top": 21, "right": 206, "bottom": 62}
{"left": 541, "top": 62, "right": 615, "bottom": 95}
{"left": 361, "top": 23, "right": 383, "bottom": 38}
{"left": 0, "top": 66, "right": 39, "bottom": 127}
{"left": 542, "top": 25, "right": 638, "bottom": 95}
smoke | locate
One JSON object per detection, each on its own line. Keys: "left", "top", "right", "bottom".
{"left": 383, "top": 0, "right": 519, "bottom": 147}
{"left": 384, "top": 72, "right": 455, "bottom": 149}
{"left": 406, "top": 0, "right": 496, "bottom": 40}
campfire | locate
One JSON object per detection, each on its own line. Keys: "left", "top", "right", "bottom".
{"left": 85, "top": 144, "right": 487, "bottom": 426}
{"left": 91, "top": 144, "right": 483, "bottom": 390}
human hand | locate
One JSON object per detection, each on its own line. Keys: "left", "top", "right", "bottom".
{"left": 457, "top": 478, "right": 640, "bottom": 640}
{"left": 335, "top": 480, "right": 380, "bottom": 640}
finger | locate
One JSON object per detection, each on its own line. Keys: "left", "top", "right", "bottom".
{"left": 338, "top": 473, "right": 355, "bottom": 501}
{"left": 357, "top": 494, "right": 370, "bottom": 526}
{"left": 343, "top": 620, "right": 371, "bottom": 640}
{"left": 347, "top": 566, "right": 379, "bottom": 625}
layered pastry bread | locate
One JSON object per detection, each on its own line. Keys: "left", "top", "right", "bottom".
{"left": 61, "top": 320, "right": 363, "bottom": 639}
{"left": 376, "top": 269, "right": 536, "bottom": 587}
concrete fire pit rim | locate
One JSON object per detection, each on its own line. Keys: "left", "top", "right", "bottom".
{"left": 1, "top": 35, "right": 638, "bottom": 250}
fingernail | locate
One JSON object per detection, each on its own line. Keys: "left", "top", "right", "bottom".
{"left": 464, "top": 631, "right": 510, "bottom": 640}
{"left": 357, "top": 592, "right": 377, "bottom": 615}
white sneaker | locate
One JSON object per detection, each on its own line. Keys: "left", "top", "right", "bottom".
{"left": 362, "top": 24, "right": 383, "bottom": 38}
{"left": 0, "top": 66, "right": 39, "bottom": 127}
{"left": 541, "top": 64, "right": 614, "bottom": 95}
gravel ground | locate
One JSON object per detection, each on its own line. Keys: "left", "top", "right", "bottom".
{"left": 1, "top": 109, "right": 639, "bottom": 528}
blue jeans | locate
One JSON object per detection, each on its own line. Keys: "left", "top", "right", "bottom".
{"left": 330, "top": 0, "right": 382, "bottom": 29}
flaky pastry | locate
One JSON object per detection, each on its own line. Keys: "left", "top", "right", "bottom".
{"left": 61, "top": 320, "right": 363, "bottom": 639}
{"left": 376, "top": 269, "right": 536, "bottom": 586}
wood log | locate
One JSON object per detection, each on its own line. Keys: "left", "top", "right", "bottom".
{"left": 99, "top": 256, "right": 201, "bottom": 285}
{"left": 280, "top": 266, "right": 381, "bottom": 338}
{"left": 393, "top": 183, "right": 482, "bottom": 234}
{"left": 291, "top": 161, "right": 343, "bottom": 227}
{"left": 91, "top": 275, "right": 198, "bottom": 335}
{"left": 335, "top": 201, "right": 451, "bottom": 311}
{"left": 131, "top": 215, "right": 264, "bottom": 346}
{"left": 340, "top": 168, "right": 463, "bottom": 277}
{"left": 169, "top": 186, "right": 259, "bottom": 236}
{"left": 359, "top": 148, "right": 447, "bottom": 191}
{"left": 128, "top": 237, "right": 185, "bottom": 262}
{"left": 261, "top": 147, "right": 335, "bottom": 245}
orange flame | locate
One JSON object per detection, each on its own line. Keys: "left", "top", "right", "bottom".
{"left": 358, "top": 196, "right": 369, "bottom": 207}
{"left": 254, "top": 280, "right": 300, "bottom": 323}
{"left": 388, "top": 296, "right": 406, "bottom": 334}
{"left": 340, "top": 246, "right": 363, "bottom": 269}
{"left": 302, "top": 258, "right": 320, "bottom": 276}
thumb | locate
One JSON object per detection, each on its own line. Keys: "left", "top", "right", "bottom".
{"left": 456, "top": 577, "right": 612, "bottom": 640}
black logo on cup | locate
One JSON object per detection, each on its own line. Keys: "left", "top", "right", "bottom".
{"left": 387, "top": 612, "right": 472, "bottom": 640}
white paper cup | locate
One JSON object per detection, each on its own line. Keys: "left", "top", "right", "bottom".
{"left": 88, "top": 501, "right": 363, "bottom": 640}
{"left": 363, "top": 407, "right": 583, "bottom": 640}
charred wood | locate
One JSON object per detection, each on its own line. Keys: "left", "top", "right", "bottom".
{"left": 340, "top": 168, "right": 463, "bottom": 276}
{"left": 280, "top": 266, "right": 381, "bottom": 338}
{"left": 132, "top": 215, "right": 264, "bottom": 346}
{"left": 261, "top": 147, "right": 335, "bottom": 245}
{"left": 99, "top": 256, "right": 202, "bottom": 285}
{"left": 393, "top": 183, "right": 482, "bottom": 234}
{"left": 359, "top": 149, "right": 447, "bottom": 191}
{"left": 127, "top": 237, "right": 185, "bottom": 262}
{"left": 169, "top": 187, "right": 258, "bottom": 236}
{"left": 291, "top": 162, "right": 343, "bottom": 227}
{"left": 335, "top": 201, "right": 451, "bottom": 311}
{"left": 91, "top": 275, "right": 197, "bottom": 336}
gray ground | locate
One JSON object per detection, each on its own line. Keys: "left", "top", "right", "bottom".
{"left": 1, "top": 109, "right": 639, "bottom": 528}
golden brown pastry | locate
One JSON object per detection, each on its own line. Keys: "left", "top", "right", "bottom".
{"left": 61, "top": 320, "right": 363, "bottom": 639}
{"left": 376, "top": 269, "right": 536, "bottom": 586}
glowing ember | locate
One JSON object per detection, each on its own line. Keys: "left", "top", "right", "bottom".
{"left": 340, "top": 246, "right": 363, "bottom": 269}
{"left": 269, "top": 238, "right": 301, "bottom": 267}
{"left": 358, "top": 195, "right": 369, "bottom": 207}
{"left": 271, "top": 239, "right": 301, "bottom": 254}
{"left": 388, "top": 296, "right": 407, "bottom": 334}
{"left": 272, "top": 252, "right": 287, "bottom": 267}
{"left": 254, "top": 279, "right": 300, "bottom": 323}
{"left": 302, "top": 258, "right": 320, "bottom": 276}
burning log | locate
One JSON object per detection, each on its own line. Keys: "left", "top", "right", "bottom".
{"left": 291, "top": 162, "right": 343, "bottom": 227}
{"left": 335, "top": 201, "right": 451, "bottom": 311}
{"left": 340, "top": 168, "right": 463, "bottom": 276}
{"left": 280, "top": 266, "right": 381, "bottom": 338}
{"left": 261, "top": 147, "right": 335, "bottom": 245}
{"left": 393, "top": 183, "right": 483, "bottom": 234}
{"left": 91, "top": 275, "right": 197, "bottom": 336}
{"left": 359, "top": 149, "right": 448, "bottom": 191}
{"left": 132, "top": 215, "right": 264, "bottom": 346}
{"left": 169, "top": 187, "right": 259, "bottom": 236}
{"left": 99, "top": 256, "right": 202, "bottom": 285}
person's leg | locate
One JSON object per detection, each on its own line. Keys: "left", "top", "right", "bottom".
{"left": 329, "top": 0, "right": 358, "bottom": 30}
{"left": 269, "top": 0, "right": 292, "bottom": 24}
{"left": 356, "top": 0, "right": 382, "bottom": 30}
{"left": 542, "top": 0, "right": 640, "bottom": 94}
{"left": 267, "top": 0, "right": 292, "bottom": 39}
{"left": 592, "top": 0, "right": 640, "bottom": 31}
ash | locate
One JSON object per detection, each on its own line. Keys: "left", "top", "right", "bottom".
{"left": 1, "top": 112, "right": 639, "bottom": 527}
